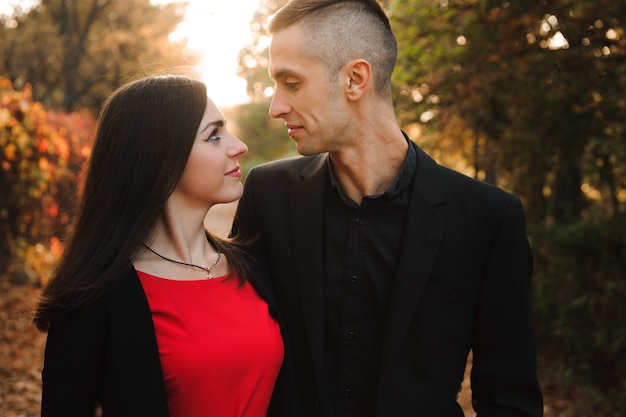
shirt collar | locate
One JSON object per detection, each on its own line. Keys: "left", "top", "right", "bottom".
{"left": 327, "top": 131, "right": 417, "bottom": 204}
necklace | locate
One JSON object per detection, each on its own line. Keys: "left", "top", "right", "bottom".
{"left": 142, "top": 243, "right": 221, "bottom": 279}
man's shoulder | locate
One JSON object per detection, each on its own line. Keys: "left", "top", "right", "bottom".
{"left": 414, "top": 144, "right": 517, "bottom": 205}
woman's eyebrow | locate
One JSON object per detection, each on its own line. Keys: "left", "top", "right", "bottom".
{"left": 198, "top": 119, "right": 225, "bottom": 134}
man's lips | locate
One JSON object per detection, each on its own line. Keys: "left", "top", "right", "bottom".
{"left": 286, "top": 124, "right": 302, "bottom": 136}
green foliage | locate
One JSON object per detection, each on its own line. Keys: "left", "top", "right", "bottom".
{"left": 389, "top": 0, "right": 626, "bottom": 223}
{"left": 0, "top": 0, "right": 199, "bottom": 112}
{"left": 530, "top": 213, "right": 626, "bottom": 412}
{"left": 0, "top": 77, "right": 95, "bottom": 287}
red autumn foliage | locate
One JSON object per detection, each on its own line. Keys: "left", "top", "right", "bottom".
{"left": 0, "top": 77, "right": 96, "bottom": 286}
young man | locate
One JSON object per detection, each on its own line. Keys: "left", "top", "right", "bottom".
{"left": 232, "top": 1, "right": 543, "bottom": 416}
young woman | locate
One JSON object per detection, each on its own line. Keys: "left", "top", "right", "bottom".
{"left": 34, "top": 75, "right": 287, "bottom": 417}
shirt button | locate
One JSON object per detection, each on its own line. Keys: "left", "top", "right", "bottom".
{"left": 347, "top": 331, "right": 355, "bottom": 340}
{"left": 355, "top": 217, "right": 363, "bottom": 225}
{"left": 344, "top": 388, "right": 352, "bottom": 397}
{"left": 350, "top": 275, "right": 358, "bottom": 284}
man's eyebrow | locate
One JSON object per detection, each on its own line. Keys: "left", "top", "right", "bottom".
{"left": 270, "top": 69, "right": 295, "bottom": 81}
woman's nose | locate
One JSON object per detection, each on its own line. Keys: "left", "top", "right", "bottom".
{"left": 230, "top": 135, "right": 248, "bottom": 158}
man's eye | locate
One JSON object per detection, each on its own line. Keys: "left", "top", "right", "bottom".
{"left": 283, "top": 78, "right": 299, "bottom": 89}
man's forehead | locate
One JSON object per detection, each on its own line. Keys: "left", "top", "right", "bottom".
{"left": 269, "top": 65, "right": 298, "bottom": 80}
{"left": 269, "top": 51, "right": 307, "bottom": 81}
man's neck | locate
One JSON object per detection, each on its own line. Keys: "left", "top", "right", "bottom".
{"left": 329, "top": 131, "right": 408, "bottom": 204}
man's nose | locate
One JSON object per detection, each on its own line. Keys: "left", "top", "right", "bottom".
{"left": 269, "top": 91, "right": 289, "bottom": 119}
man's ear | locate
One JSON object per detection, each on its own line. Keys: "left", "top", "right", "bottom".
{"left": 344, "top": 59, "right": 371, "bottom": 100}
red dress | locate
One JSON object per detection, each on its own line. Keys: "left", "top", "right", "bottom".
{"left": 137, "top": 271, "right": 284, "bottom": 417}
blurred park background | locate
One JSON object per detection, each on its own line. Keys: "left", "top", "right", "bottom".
{"left": 1, "top": 0, "right": 625, "bottom": 416}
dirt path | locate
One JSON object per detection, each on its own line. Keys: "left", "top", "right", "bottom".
{"left": 0, "top": 285, "right": 45, "bottom": 417}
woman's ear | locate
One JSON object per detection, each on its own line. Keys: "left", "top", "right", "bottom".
{"left": 344, "top": 59, "right": 371, "bottom": 101}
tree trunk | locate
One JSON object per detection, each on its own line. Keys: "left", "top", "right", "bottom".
{"left": 552, "top": 148, "right": 585, "bottom": 222}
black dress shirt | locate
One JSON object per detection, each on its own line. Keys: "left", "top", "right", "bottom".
{"left": 321, "top": 138, "right": 417, "bottom": 416}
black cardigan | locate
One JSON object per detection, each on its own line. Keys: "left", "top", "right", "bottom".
{"left": 41, "top": 267, "right": 299, "bottom": 417}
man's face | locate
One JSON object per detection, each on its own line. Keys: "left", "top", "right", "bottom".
{"left": 268, "top": 24, "right": 352, "bottom": 156}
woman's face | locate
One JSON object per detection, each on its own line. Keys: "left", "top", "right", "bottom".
{"left": 172, "top": 98, "right": 248, "bottom": 209}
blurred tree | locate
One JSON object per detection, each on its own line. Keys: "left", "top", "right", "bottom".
{"left": 0, "top": 78, "right": 95, "bottom": 284}
{"left": 0, "top": 0, "right": 199, "bottom": 112}
{"left": 236, "top": 0, "right": 282, "bottom": 104}
{"left": 390, "top": 0, "right": 626, "bottom": 223}
{"left": 230, "top": 0, "right": 294, "bottom": 163}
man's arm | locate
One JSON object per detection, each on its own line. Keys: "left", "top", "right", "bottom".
{"left": 470, "top": 197, "right": 543, "bottom": 416}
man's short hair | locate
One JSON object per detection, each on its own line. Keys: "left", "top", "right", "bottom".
{"left": 269, "top": 0, "right": 397, "bottom": 98}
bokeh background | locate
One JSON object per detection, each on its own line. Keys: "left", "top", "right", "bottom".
{"left": 1, "top": 1, "right": 625, "bottom": 416}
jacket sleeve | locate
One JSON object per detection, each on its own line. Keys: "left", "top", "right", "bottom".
{"left": 470, "top": 197, "right": 543, "bottom": 416}
{"left": 41, "top": 297, "right": 108, "bottom": 417}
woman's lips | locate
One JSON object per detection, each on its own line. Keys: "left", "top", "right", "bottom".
{"left": 225, "top": 166, "right": 242, "bottom": 178}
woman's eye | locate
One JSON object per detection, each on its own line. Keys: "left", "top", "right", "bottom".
{"left": 207, "top": 129, "right": 221, "bottom": 141}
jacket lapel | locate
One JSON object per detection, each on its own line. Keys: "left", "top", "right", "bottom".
{"left": 289, "top": 154, "right": 328, "bottom": 390}
{"left": 379, "top": 146, "right": 447, "bottom": 379}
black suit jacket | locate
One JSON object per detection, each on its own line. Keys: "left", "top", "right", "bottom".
{"left": 41, "top": 267, "right": 297, "bottom": 417}
{"left": 232, "top": 141, "right": 543, "bottom": 416}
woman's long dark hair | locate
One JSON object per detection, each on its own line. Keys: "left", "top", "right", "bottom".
{"left": 34, "top": 75, "right": 248, "bottom": 331}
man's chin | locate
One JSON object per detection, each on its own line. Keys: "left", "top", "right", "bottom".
{"left": 295, "top": 145, "right": 318, "bottom": 157}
